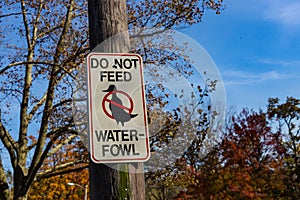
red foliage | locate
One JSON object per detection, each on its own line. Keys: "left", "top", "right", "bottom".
{"left": 177, "top": 109, "right": 287, "bottom": 199}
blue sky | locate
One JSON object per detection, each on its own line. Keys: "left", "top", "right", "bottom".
{"left": 184, "top": 0, "right": 300, "bottom": 110}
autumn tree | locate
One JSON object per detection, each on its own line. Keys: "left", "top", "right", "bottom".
{"left": 177, "top": 109, "right": 287, "bottom": 199}
{"left": 0, "top": 0, "right": 88, "bottom": 199}
{"left": 0, "top": 0, "right": 225, "bottom": 199}
{"left": 29, "top": 169, "right": 89, "bottom": 200}
{"left": 267, "top": 97, "right": 300, "bottom": 199}
{"left": 144, "top": 79, "right": 220, "bottom": 199}
{"left": 28, "top": 141, "right": 88, "bottom": 200}
{"left": 218, "top": 109, "right": 286, "bottom": 199}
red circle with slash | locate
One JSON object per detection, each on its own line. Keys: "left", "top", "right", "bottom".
{"left": 102, "top": 90, "right": 134, "bottom": 119}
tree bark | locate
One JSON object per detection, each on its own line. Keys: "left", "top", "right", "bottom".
{"left": 88, "top": 0, "right": 145, "bottom": 199}
{"left": 0, "top": 158, "right": 9, "bottom": 200}
{"left": 88, "top": 0, "right": 129, "bottom": 53}
{"left": 128, "top": 163, "right": 145, "bottom": 199}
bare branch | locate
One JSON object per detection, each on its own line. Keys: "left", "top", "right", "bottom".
{"left": 26, "top": 127, "right": 77, "bottom": 191}
{"left": 37, "top": 24, "right": 64, "bottom": 39}
{"left": 36, "top": 163, "right": 88, "bottom": 181}
{"left": 28, "top": 62, "right": 79, "bottom": 124}
{"left": 20, "top": 0, "right": 31, "bottom": 49}
{"left": 47, "top": 134, "right": 78, "bottom": 157}
{"left": 54, "top": 0, "right": 75, "bottom": 62}
{"left": 0, "top": 65, "right": 13, "bottom": 76}
{"left": 0, "top": 12, "right": 23, "bottom": 19}
{"left": 29, "top": 0, "right": 75, "bottom": 151}
{"left": 39, "top": 160, "right": 87, "bottom": 176}
{"left": 1, "top": 61, "right": 57, "bottom": 76}
{"left": 52, "top": 98, "right": 73, "bottom": 109}
{"left": 32, "top": 1, "right": 45, "bottom": 43}
{"left": 18, "top": 0, "right": 44, "bottom": 156}
{"left": 27, "top": 94, "right": 47, "bottom": 123}
{"left": 0, "top": 122, "right": 17, "bottom": 168}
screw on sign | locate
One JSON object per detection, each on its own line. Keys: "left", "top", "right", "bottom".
{"left": 102, "top": 85, "right": 138, "bottom": 126}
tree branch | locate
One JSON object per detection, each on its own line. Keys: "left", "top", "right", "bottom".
{"left": 0, "top": 122, "right": 17, "bottom": 168}
{"left": 32, "top": 0, "right": 44, "bottom": 43}
{"left": 28, "top": 62, "right": 79, "bottom": 124}
{"left": 27, "top": 94, "right": 47, "bottom": 123}
{"left": 26, "top": 128, "right": 77, "bottom": 192}
{"left": 36, "top": 163, "right": 88, "bottom": 181}
{"left": 20, "top": 0, "right": 31, "bottom": 49}
{"left": 26, "top": 0, "right": 75, "bottom": 191}
{"left": 0, "top": 158, "right": 9, "bottom": 200}
{"left": 47, "top": 134, "right": 78, "bottom": 157}
{"left": 37, "top": 23, "right": 64, "bottom": 40}
{"left": 0, "top": 12, "right": 23, "bottom": 19}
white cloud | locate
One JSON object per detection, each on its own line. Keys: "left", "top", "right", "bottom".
{"left": 223, "top": 70, "right": 291, "bottom": 86}
{"left": 231, "top": 0, "right": 300, "bottom": 27}
{"left": 264, "top": 1, "right": 300, "bottom": 26}
{"left": 259, "top": 59, "right": 300, "bottom": 67}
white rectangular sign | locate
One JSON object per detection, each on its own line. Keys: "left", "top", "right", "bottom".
{"left": 87, "top": 53, "right": 150, "bottom": 163}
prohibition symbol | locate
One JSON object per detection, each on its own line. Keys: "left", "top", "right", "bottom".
{"left": 102, "top": 90, "right": 133, "bottom": 119}
{"left": 102, "top": 84, "right": 138, "bottom": 126}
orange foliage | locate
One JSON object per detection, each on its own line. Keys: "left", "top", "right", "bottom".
{"left": 28, "top": 168, "right": 88, "bottom": 200}
{"left": 28, "top": 140, "right": 89, "bottom": 199}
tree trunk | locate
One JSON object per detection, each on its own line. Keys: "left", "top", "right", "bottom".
{"left": 0, "top": 159, "right": 10, "bottom": 200}
{"left": 88, "top": 0, "right": 129, "bottom": 53}
{"left": 128, "top": 163, "right": 145, "bottom": 199}
{"left": 87, "top": 0, "right": 145, "bottom": 199}
{"left": 87, "top": 0, "right": 126, "bottom": 198}
{"left": 88, "top": 0, "right": 145, "bottom": 199}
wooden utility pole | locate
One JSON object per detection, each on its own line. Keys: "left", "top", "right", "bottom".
{"left": 87, "top": 0, "right": 145, "bottom": 199}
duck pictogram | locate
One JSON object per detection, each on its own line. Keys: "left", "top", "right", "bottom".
{"left": 102, "top": 85, "right": 138, "bottom": 126}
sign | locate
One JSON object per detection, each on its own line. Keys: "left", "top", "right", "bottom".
{"left": 87, "top": 53, "right": 150, "bottom": 163}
